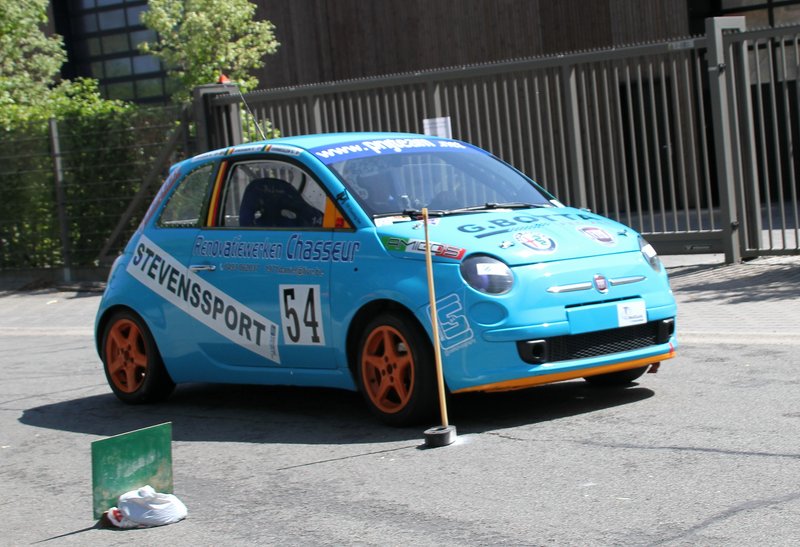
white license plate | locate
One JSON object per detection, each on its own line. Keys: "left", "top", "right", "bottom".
{"left": 617, "top": 300, "right": 647, "bottom": 327}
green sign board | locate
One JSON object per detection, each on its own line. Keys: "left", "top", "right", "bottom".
{"left": 91, "top": 422, "right": 173, "bottom": 519}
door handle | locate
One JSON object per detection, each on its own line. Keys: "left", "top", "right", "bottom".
{"left": 189, "top": 264, "right": 216, "bottom": 272}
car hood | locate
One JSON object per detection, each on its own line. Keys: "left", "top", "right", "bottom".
{"left": 375, "top": 207, "right": 640, "bottom": 266}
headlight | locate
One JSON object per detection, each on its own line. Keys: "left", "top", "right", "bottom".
{"left": 460, "top": 255, "right": 513, "bottom": 294}
{"left": 639, "top": 236, "right": 662, "bottom": 272}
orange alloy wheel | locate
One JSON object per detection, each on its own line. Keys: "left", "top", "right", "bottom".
{"left": 105, "top": 318, "right": 149, "bottom": 393}
{"left": 360, "top": 325, "right": 415, "bottom": 414}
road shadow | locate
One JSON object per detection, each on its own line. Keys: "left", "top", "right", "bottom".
{"left": 669, "top": 259, "right": 800, "bottom": 303}
{"left": 20, "top": 380, "right": 654, "bottom": 445}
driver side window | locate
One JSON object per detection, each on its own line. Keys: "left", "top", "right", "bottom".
{"left": 219, "top": 160, "right": 325, "bottom": 229}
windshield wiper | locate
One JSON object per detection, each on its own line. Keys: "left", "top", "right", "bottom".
{"left": 373, "top": 209, "right": 446, "bottom": 220}
{"left": 372, "top": 202, "right": 551, "bottom": 221}
{"left": 444, "top": 202, "right": 552, "bottom": 214}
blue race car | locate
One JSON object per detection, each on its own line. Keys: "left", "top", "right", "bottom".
{"left": 95, "top": 132, "right": 676, "bottom": 425}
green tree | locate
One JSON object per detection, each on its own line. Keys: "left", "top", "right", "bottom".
{"left": 140, "top": 0, "right": 280, "bottom": 102}
{"left": 0, "top": 0, "right": 128, "bottom": 127}
{"left": 0, "top": 0, "right": 65, "bottom": 114}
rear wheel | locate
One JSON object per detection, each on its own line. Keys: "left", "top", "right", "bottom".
{"left": 356, "top": 312, "right": 437, "bottom": 426}
{"left": 584, "top": 365, "right": 649, "bottom": 386}
{"left": 102, "top": 310, "right": 174, "bottom": 404}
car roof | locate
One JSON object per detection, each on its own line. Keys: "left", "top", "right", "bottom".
{"left": 264, "top": 131, "right": 431, "bottom": 150}
{"left": 171, "top": 132, "right": 465, "bottom": 173}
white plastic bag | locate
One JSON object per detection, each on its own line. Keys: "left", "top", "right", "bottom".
{"left": 106, "top": 485, "right": 187, "bottom": 528}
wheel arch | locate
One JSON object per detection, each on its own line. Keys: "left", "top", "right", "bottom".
{"left": 345, "top": 299, "right": 430, "bottom": 377}
{"left": 95, "top": 304, "right": 146, "bottom": 356}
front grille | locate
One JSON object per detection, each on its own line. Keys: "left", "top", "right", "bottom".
{"left": 517, "top": 319, "right": 674, "bottom": 365}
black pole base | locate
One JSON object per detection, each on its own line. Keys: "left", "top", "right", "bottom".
{"left": 423, "top": 425, "right": 457, "bottom": 448}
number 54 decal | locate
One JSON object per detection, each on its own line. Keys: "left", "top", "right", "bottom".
{"left": 279, "top": 285, "right": 325, "bottom": 345}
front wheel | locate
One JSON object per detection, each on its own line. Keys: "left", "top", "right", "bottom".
{"left": 584, "top": 365, "right": 649, "bottom": 386}
{"left": 101, "top": 310, "right": 175, "bottom": 404}
{"left": 356, "top": 312, "right": 437, "bottom": 426}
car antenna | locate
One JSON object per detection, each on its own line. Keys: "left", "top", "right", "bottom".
{"left": 218, "top": 74, "right": 268, "bottom": 142}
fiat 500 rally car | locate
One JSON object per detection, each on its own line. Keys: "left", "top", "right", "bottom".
{"left": 95, "top": 132, "right": 677, "bottom": 425}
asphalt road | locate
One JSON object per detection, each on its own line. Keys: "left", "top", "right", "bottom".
{"left": 1, "top": 258, "right": 799, "bottom": 546}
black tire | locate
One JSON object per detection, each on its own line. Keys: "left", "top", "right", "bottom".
{"left": 356, "top": 312, "right": 438, "bottom": 426}
{"left": 101, "top": 309, "right": 175, "bottom": 404}
{"left": 584, "top": 365, "right": 649, "bottom": 386}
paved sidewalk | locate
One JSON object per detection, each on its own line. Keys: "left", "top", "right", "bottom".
{"left": 663, "top": 254, "right": 800, "bottom": 345}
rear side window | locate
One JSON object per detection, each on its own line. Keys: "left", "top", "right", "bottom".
{"left": 219, "top": 160, "right": 325, "bottom": 229}
{"left": 158, "top": 164, "right": 214, "bottom": 228}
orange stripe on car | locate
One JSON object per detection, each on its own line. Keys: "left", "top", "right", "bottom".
{"left": 452, "top": 350, "right": 675, "bottom": 394}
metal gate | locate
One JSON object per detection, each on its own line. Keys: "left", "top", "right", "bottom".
{"left": 199, "top": 17, "right": 800, "bottom": 262}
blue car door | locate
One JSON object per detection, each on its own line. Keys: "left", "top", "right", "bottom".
{"left": 188, "top": 157, "right": 347, "bottom": 370}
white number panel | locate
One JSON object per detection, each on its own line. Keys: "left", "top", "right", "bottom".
{"left": 279, "top": 284, "right": 325, "bottom": 345}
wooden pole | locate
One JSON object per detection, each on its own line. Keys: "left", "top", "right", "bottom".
{"left": 422, "top": 208, "right": 449, "bottom": 427}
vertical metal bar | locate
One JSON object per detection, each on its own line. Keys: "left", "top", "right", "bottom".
{"left": 731, "top": 40, "right": 761, "bottom": 252}
{"left": 670, "top": 55, "right": 691, "bottom": 232}
{"left": 634, "top": 63, "right": 653, "bottom": 232}
{"left": 706, "top": 16, "right": 746, "bottom": 263}
{"left": 783, "top": 35, "right": 800, "bottom": 250}
{"left": 590, "top": 65, "right": 608, "bottom": 215}
{"left": 646, "top": 60, "right": 664, "bottom": 232}
{"left": 681, "top": 50, "right": 703, "bottom": 231}
{"left": 532, "top": 73, "right": 548, "bottom": 184}
{"left": 311, "top": 96, "right": 323, "bottom": 134}
{"left": 401, "top": 87, "right": 411, "bottom": 132}
{"left": 459, "top": 83, "right": 470, "bottom": 142}
{"left": 694, "top": 47, "right": 716, "bottom": 231}
{"left": 501, "top": 76, "right": 515, "bottom": 165}
{"left": 492, "top": 77, "right": 505, "bottom": 157}
{"left": 448, "top": 82, "right": 461, "bottom": 139}
{"left": 613, "top": 63, "right": 633, "bottom": 227}
{"left": 580, "top": 67, "right": 597, "bottom": 212}
{"left": 521, "top": 74, "right": 538, "bottom": 180}
{"left": 482, "top": 79, "right": 494, "bottom": 153}
{"left": 766, "top": 38, "right": 787, "bottom": 248}
{"left": 754, "top": 40, "right": 774, "bottom": 248}
{"left": 601, "top": 63, "right": 620, "bottom": 221}
{"left": 511, "top": 75, "right": 526, "bottom": 173}
{"left": 382, "top": 88, "right": 392, "bottom": 131}
{"left": 562, "top": 64, "right": 588, "bottom": 208}
{"left": 660, "top": 56, "right": 679, "bottom": 232}
{"left": 49, "top": 118, "right": 71, "bottom": 282}
{"left": 553, "top": 70, "right": 570, "bottom": 201}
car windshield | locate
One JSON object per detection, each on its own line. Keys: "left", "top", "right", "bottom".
{"left": 327, "top": 147, "right": 553, "bottom": 220}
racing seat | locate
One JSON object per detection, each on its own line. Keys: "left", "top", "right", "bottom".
{"left": 238, "top": 177, "right": 322, "bottom": 228}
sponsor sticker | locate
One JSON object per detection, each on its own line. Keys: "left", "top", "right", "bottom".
{"left": 412, "top": 218, "right": 440, "bottom": 230}
{"left": 265, "top": 144, "right": 303, "bottom": 156}
{"left": 457, "top": 211, "right": 601, "bottom": 238}
{"left": 514, "top": 231, "right": 557, "bottom": 253}
{"left": 477, "top": 263, "right": 508, "bottom": 276}
{"left": 310, "top": 138, "right": 468, "bottom": 164}
{"left": 192, "top": 149, "right": 229, "bottom": 161}
{"left": 578, "top": 226, "right": 616, "bottom": 246}
{"left": 427, "top": 293, "right": 474, "bottom": 355}
{"left": 381, "top": 236, "right": 466, "bottom": 260}
{"left": 192, "top": 234, "right": 360, "bottom": 263}
{"left": 128, "top": 236, "right": 280, "bottom": 363}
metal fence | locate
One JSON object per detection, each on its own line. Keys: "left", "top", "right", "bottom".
{"left": 203, "top": 17, "right": 800, "bottom": 262}
{"left": 0, "top": 106, "right": 188, "bottom": 277}
{"left": 4, "top": 17, "right": 798, "bottom": 278}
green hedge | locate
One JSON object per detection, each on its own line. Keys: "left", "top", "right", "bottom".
{"left": 0, "top": 106, "right": 186, "bottom": 270}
